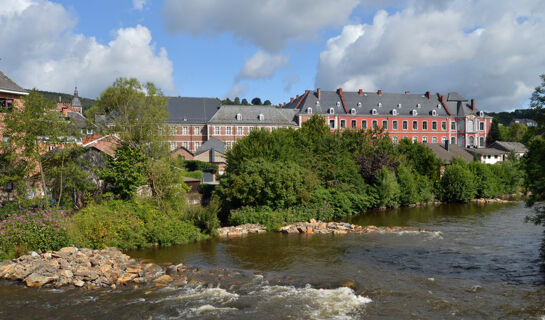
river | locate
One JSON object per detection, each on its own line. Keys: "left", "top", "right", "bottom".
{"left": 1, "top": 202, "right": 544, "bottom": 319}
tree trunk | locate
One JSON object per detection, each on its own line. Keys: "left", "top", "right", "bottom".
{"left": 57, "top": 150, "right": 65, "bottom": 209}
{"left": 38, "top": 159, "right": 48, "bottom": 202}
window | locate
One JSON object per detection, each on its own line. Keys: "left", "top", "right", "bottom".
{"left": 329, "top": 119, "right": 335, "bottom": 129}
{"left": 237, "top": 127, "right": 243, "bottom": 135}
{"left": 158, "top": 126, "right": 164, "bottom": 136}
{"left": 170, "top": 126, "right": 177, "bottom": 136}
{"left": 442, "top": 137, "right": 447, "bottom": 144}
{"left": 350, "top": 108, "right": 356, "bottom": 115}
{"left": 182, "top": 126, "right": 188, "bottom": 135}
{"left": 469, "top": 136, "right": 475, "bottom": 146}
{"left": 182, "top": 142, "right": 188, "bottom": 149}
{"left": 431, "top": 110, "right": 437, "bottom": 116}
{"left": 441, "top": 121, "right": 447, "bottom": 130}
{"left": 412, "top": 136, "right": 418, "bottom": 143}
{"left": 361, "top": 120, "right": 367, "bottom": 129}
{"left": 412, "top": 109, "right": 418, "bottom": 116}
{"left": 351, "top": 120, "right": 357, "bottom": 129}
{"left": 402, "top": 120, "right": 408, "bottom": 130}
{"left": 226, "top": 141, "right": 233, "bottom": 149}
{"left": 236, "top": 113, "right": 242, "bottom": 120}
{"left": 392, "top": 120, "right": 398, "bottom": 130}
{"left": 194, "top": 126, "right": 200, "bottom": 135}
{"left": 258, "top": 114, "right": 264, "bottom": 121}
{"left": 479, "top": 111, "right": 484, "bottom": 117}
{"left": 249, "top": 126, "right": 255, "bottom": 132}
{"left": 479, "top": 121, "right": 485, "bottom": 131}
{"left": 432, "top": 121, "right": 437, "bottom": 130}
{"left": 340, "top": 120, "right": 346, "bottom": 129}
{"left": 86, "top": 128, "right": 93, "bottom": 135}
{"left": 432, "top": 137, "right": 438, "bottom": 143}
{"left": 392, "top": 109, "right": 398, "bottom": 116}
{"left": 372, "top": 109, "right": 378, "bottom": 115}
{"left": 307, "top": 107, "right": 312, "bottom": 114}
{"left": 226, "top": 126, "right": 232, "bottom": 135}
{"left": 467, "top": 120, "right": 474, "bottom": 132}
{"left": 214, "top": 126, "right": 220, "bottom": 135}
{"left": 451, "top": 137, "right": 456, "bottom": 144}
{"left": 382, "top": 120, "right": 388, "bottom": 129}
{"left": 170, "top": 142, "right": 176, "bottom": 151}
{"left": 422, "top": 121, "right": 428, "bottom": 130}
{"left": 479, "top": 137, "right": 485, "bottom": 147}
{"left": 329, "top": 108, "right": 335, "bottom": 114}
{"left": 0, "top": 99, "right": 13, "bottom": 113}
{"left": 412, "top": 121, "right": 418, "bottom": 130}
{"left": 194, "top": 142, "right": 200, "bottom": 150}
{"left": 392, "top": 136, "right": 398, "bottom": 144}
{"left": 422, "top": 136, "right": 428, "bottom": 143}
{"left": 451, "top": 122, "right": 456, "bottom": 130}
{"left": 372, "top": 120, "right": 378, "bottom": 129}
{"left": 48, "top": 145, "right": 56, "bottom": 151}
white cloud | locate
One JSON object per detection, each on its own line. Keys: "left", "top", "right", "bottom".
{"left": 316, "top": 0, "right": 545, "bottom": 111}
{"left": 283, "top": 75, "right": 300, "bottom": 92}
{"left": 0, "top": 0, "right": 175, "bottom": 98}
{"left": 226, "top": 84, "right": 247, "bottom": 99}
{"left": 162, "top": 0, "right": 360, "bottom": 51}
{"left": 132, "top": 0, "right": 148, "bottom": 11}
{"left": 235, "top": 50, "right": 289, "bottom": 82}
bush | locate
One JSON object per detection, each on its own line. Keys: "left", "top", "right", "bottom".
{"left": 185, "top": 170, "right": 203, "bottom": 180}
{"left": 396, "top": 165, "right": 419, "bottom": 206}
{"left": 440, "top": 163, "right": 476, "bottom": 202}
{"left": 311, "top": 186, "right": 372, "bottom": 216}
{"left": 0, "top": 210, "right": 71, "bottom": 260}
{"left": 180, "top": 160, "right": 218, "bottom": 173}
{"left": 469, "top": 162, "right": 502, "bottom": 198}
{"left": 374, "top": 167, "right": 400, "bottom": 207}
{"left": 70, "top": 200, "right": 201, "bottom": 250}
{"left": 186, "top": 200, "right": 221, "bottom": 235}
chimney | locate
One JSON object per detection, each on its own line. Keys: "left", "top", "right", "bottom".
{"left": 337, "top": 88, "right": 343, "bottom": 95}
{"left": 290, "top": 97, "right": 294, "bottom": 103}
{"left": 296, "top": 94, "right": 299, "bottom": 99}
{"left": 471, "top": 99, "right": 475, "bottom": 111}
{"left": 440, "top": 95, "right": 445, "bottom": 104}
{"left": 317, "top": 88, "right": 321, "bottom": 100}
{"left": 358, "top": 89, "right": 363, "bottom": 95}
{"left": 445, "top": 140, "right": 450, "bottom": 151}
{"left": 377, "top": 90, "right": 382, "bottom": 96}
{"left": 405, "top": 91, "right": 410, "bottom": 94}
{"left": 425, "top": 91, "right": 430, "bottom": 99}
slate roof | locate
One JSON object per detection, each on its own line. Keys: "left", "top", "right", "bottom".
{"left": 67, "top": 111, "right": 87, "bottom": 129}
{"left": 71, "top": 86, "right": 82, "bottom": 108}
{"left": 489, "top": 141, "right": 528, "bottom": 153}
{"left": 466, "top": 147, "right": 506, "bottom": 156}
{"left": 284, "top": 89, "right": 490, "bottom": 119}
{"left": 426, "top": 143, "right": 474, "bottom": 163}
{"left": 196, "top": 137, "right": 225, "bottom": 154}
{"left": 0, "top": 71, "right": 27, "bottom": 95}
{"left": 209, "top": 105, "right": 298, "bottom": 125}
{"left": 167, "top": 97, "right": 221, "bottom": 124}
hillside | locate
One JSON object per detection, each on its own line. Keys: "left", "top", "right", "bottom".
{"left": 485, "top": 108, "right": 536, "bottom": 125}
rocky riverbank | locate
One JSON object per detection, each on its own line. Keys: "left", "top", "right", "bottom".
{"left": 217, "top": 220, "right": 433, "bottom": 238}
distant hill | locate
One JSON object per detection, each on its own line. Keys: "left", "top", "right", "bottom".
{"left": 30, "top": 89, "right": 96, "bottom": 113}
{"left": 485, "top": 108, "right": 536, "bottom": 126}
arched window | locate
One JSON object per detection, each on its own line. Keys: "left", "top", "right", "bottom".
{"left": 479, "top": 111, "right": 484, "bottom": 117}
{"left": 329, "top": 108, "right": 335, "bottom": 114}
{"left": 371, "top": 108, "right": 378, "bottom": 115}
{"left": 417, "top": 103, "right": 421, "bottom": 108}
{"left": 431, "top": 110, "right": 437, "bottom": 116}
{"left": 392, "top": 136, "right": 398, "bottom": 144}
{"left": 315, "top": 100, "right": 320, "bottom": 106}
{"left": 392, "top": 109, "right": 398, "bottom": 116}
{"left": 351, "top": 108, "right": 357, "bottom": 115}
{"left": 336, "top": 101, "right": 341, "bottom": 107}
{"left": 377, "top": 102, "right": 382, "bottom": 108}
{"left": 412, "top": 109, "right": 418, "bottom": 116}
{"left": 307, "top": 107, "right": 312, "bottom": 114}
{"left": 357, "top": 102, "right": 362, "bottom": 107}
{"left": 258, "top": 113, "right": 264, "bottom": 121}
{"left": 469, "top": 135, "right": 475, "bottom": 146}
{"left": 236, "top": 113, "right": 242, "bottom": 120}
{"left": 398, "top": 103, "right": 402, "bottom": 108}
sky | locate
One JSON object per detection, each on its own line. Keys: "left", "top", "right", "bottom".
{"left": 1, "top": 0, "right": 544, "bottom": 112}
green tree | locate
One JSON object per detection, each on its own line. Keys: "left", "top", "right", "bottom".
{"left": 374, "top": 167, "right": 400, "bottom": 208}
{"left": 234, "top": 97, "right": 241, "bottom": 105}
{"left": 396, "top": 164, "right": 419, "bottom": 206}
{"left": 530, "top": 74, "right": 545, "bottom": 130}
{"left": 488, "top": 119, "right": 503, "bottom": 144}
{"left": 95, "top": 78, "right": 168, "bottom": 148}
{"left": 147, "top": 157, "right": 189, "bottom": 211}
{"left": 100, "top": 144, "right": 149, "bottom": 200}
{"left": 506, "top": 122, "right": 528, "bottom": 142}
{"left": 251, "top": 97, "right": 262, "bottom": 105}
{"left": 0, "top": 90, "right": 71, "bottom": 200}
{"left": 468, "top": 162, "right": 501, "bottom": 198}
{"left": 439, "top": 162, "right": 476, "bottom": 202}
{"left": 241, "top": 98, "right": 249, "bottom": 105}
{"left": 398, "top": 139, "right": 441, "bottom": 182}
{"left": 263, "top": 100, "right": 272, "bottom": 106}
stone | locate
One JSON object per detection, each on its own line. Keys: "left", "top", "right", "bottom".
{"left": 58, "top": 247, "right": 78, "bottom": 255}
{"left": 59, "top": 269, "right": 73, "bottom": 278}
{"left": 117, "top": 273, "right": 137, "bottom": 285}
{"left": 126, "top": 267, "right": 141, "bottom": 274}
{"left": 153, "top": 275, "right": 173, "bottom": 284}
{"left": 228, "top": 231, "right": 241, "bottom": 237}
{"left": 305, "top": 226, "right": 314, "bottom": 234}
{"left": 73, "top": 280, "right": 85, "bottom": 287}
{"left": 166, "top": 265, "right": 178, "bottom": 276}
{"left": 43, "top": 252, "right": 52, "bottom": 259}
{"left": 0, "top": 264, "right": 15, "bottom": 278}
{"left": 25, "top": 273, "right": 58, "bottom": 287}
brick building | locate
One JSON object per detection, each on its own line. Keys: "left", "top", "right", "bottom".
{"left": 0, "top": 71, "right": 28, "bottom": 140}
{"left": 284, "top": 89, "right": 492, "bottom": 148}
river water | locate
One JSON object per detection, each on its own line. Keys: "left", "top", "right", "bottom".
{"left": 1, "top": 202, "right": 544, "bottom": 319}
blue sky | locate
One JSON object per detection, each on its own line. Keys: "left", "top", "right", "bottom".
{"left": 1, "top": 0, "right": 545, "bottom": 111}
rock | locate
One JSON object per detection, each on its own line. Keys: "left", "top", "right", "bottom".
{"left": 74, "top": 280, "right": 85, "bottom": 287}
{"left": 59, "top": 269, "right": 73, "bottom": 278}
{"left": 227, "top": 231, "right": 241, "bottom": 237}
{"left": 126, "top": 267, "right": 141, "bottom": 274}
{"left": 0, "top": 264, "right": 15, "bottom": 278}
{"left": 29, "top": 251, "right": 40, "bottom": 258}
{"left": 166, "top": 265, "right": 178, "bottom": 276}
{"left": 25, "top": 273, "right": 58, "bottom": 287}
{"left": 43, "top": 252, "right": 52, "bottom": 259}
{"left": 340, "top": 280, "right": 357, "bottom": 289}
{"left": 468, "top": 285, "right": 483, "bottom": 293}
{"left": 153, "top": 275, "right": 173, "bottom": 284}
{"left": 58, "top": 247, "right": 78, "bottom": 255}
{"left": 117, "top": 273, "right": 137, "bottom": 285}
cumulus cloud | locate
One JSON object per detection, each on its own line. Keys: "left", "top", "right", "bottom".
{"left": 235, "top": 51, "right": 289, "bottom": 82}
{"left": 316, "top": 0, "right": 545, "bottom": 111}
{"left": 162, "top": 0, "right": 360, "bottom": 51}
{"left": 0, "top": 0, "right": 175, "bottom": 98}
{"left": 132, "top": 0, "right": 148, "bottom": 11}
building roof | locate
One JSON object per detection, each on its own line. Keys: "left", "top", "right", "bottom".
{"left": 196, "top": 137, "right": 225, "bottom": 154}
{"left": 489, "top": 141, "right": 528, "bottom": 153}
{"left": 209, "top": 105, "right": 298, "bottom": 125}
{"left": 284, "top": 89, "right": 490, "bottom": 119}
{"left": 426, "top": 143, "right": 474, "bottom": 163}
{"left": 466, "top": 147, "right": 506, "bottom": 156}
{"left": 71, "top": 86, "right": 82, "bottom": 108}
{"left": 66, "top": 111, "right": 87, "bottom": 129}
{"left": 167, "top": 97, "right": 221, "bottom": 124}
{"left": 82, "top": 135, "right": 121, "bottom": 157}
{"left": 0, "top": 71, "right": 27, "bottom": 95}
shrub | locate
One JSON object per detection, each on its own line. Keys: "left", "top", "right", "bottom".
{"left": 70, "top": 200, "right": 201, "bottom": 250}
{"left": 0, "top": 210, "right": 71, "bottom": 260}
{"left": 186, "top": 200, "right": 221, "bottom": 235}
{"left": 469, "top": 162, "right": 502, "bottom": 198}
{"left": 180, "top": 160, "right": 218, "bottom": 173}
{"left": 185, "top": 170, "right": 203, "bottom": 180}
{"left": 374, "top": 167, "right": 400, "bottom": 207}
{"left": 440, "top": 163, "right": 476, "bottom": 202}
{"left": 396, "top": 165, "right": 419, "bottom": 206}
{"left": 311, "top": 187, "right": 372, "bottom": 216}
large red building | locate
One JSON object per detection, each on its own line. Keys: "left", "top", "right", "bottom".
{"left": 284, "top": 88, "right": 492, "bottom": 148}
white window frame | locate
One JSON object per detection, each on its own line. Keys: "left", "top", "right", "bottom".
{"left": 182, "top": 126, "right": 188, "bottom": 135}
{"left": 226, "top": 126, "right": 232, "bottom": 135}
{"left": 237, "top": 126, "right": 243, "bottom": 135}
{"left": 214, "top": 126, "right": 221, "bottom": 135}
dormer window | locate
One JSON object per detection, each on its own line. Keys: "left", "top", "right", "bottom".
{"left": 398, "top": 103, "right": 402, "bottom": 108}
{"left": 315, "top": 101, "right": 320, "bottom": 106}
{"left": 377, "top": 102, "right": 382, "bottom": 108}
{"left": 437, "top": 104, "right": 441, "bottom": 108}
{"left": 479, "top": 111, "right": 484, "bottom": 117}
{"left": 258, "top": 113, "right": 264, "bottom": 121}
{"left": 336, "top": 101, "right": 341, "bottom": 107}
{"left": 329, "top": 108, "right": 335, "bottom": 115}
{"left": 350, "top": 108, "right": 357, "bottom": 115}
{"left": 236, "top": 113, "right": 242, "bottom": 121}
{"left": 307, "top": 107, "right": 312, "bottom": 114}
{"left": 357, "top": 102, "right": 362, "bottom": 107}
{"left": 417, "top": 103, "right": 421, "bottom": 108}
{"left": 372, "top": 108, "right": 378, "bottom": 115}
{"left": 431, "top": 110, "right": 437, "bottom": 116}
{"left": 412, "top": 109, "right": 418, "bottom": 116}
{"left": 392, "top": 109, "right": 398, "bottom": 116}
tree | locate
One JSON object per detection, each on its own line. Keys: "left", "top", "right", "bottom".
{"left": 439, "top": 162, "right": 476, "bottom": 202}
{"left": 241, "top": 98, "right": 249, "bottom": 105}
{"left": 398, "top": 139, "right": 441, "bottom": 182}
{"left": 263, "top": 100, "right": 272, "bottom": 106}
{"left": 96, "top": 78, "right": 168, "bottom": 149}
{"left": 251, "top": 97, "right": 262, "bottom": 105}
{"left": 374, "top": 167, "right": 400, "bottom": 208}
{"left": 530, "top": 74, "right": 545, "bottom": 129}
{"left": 488, "top": 119, "right": 502, "bottom": 144}
{"left": 506, "top": 122, "right": 527, "bottom": 142}
{"left": 468, "top": 162, "right": 501, "bottom": 198}
{"left": 0, "top": 90, "right": 71, "bottom": 200}
{"left": 396, "top": 164, "right": 419, "bottom": 206}
{"left": 234, "top": 97, "right": 241, "bottom": 105}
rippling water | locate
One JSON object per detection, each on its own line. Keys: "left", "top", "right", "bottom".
{"left": 1, "top": 202, "right": 544, "bottom": 319}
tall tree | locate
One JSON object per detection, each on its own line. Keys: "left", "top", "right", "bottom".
{"left": 263, "top": 100, "right": 272, "bottom": 106}
{"left": 530, "top": 74, "right": 545, "bottom": 130}
{"left": 96, "top": 78, "right": 168, "bottom": 149}
{"left": 0, "top": 90, "right": 71, "bottom": 200}
{"left": 488, "top": 119, "right": 502, "bottom": 144}
{"left": 234, "top": 97, "right": 241, "bottom": 105}
{"left": 251, "top": 97, "right": 262, "bottom": 105}
{"left": 241, "top": 98, "right": 249, "bottom": 105}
